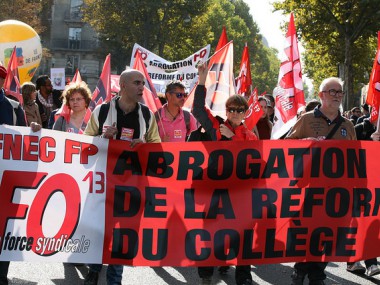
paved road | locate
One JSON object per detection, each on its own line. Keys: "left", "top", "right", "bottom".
{"left": 6, "top": 261, "right": 380, "bottom": 284}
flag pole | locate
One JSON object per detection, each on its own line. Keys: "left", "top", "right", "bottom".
{"left": 196, "top": 41, "right": 233, "bottom": 66}
{"left": 376, "top": 105, "right": 380, "bottom": 134}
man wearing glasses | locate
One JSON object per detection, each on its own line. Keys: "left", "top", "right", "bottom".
{"left": 154, "top": 80, "right": 197, "bottom": 142}
{"left": 286, "top": 77, "right": 356, "bottom": 285}
{"left": 35, "top": 75, "right": 58, "bottom": 128}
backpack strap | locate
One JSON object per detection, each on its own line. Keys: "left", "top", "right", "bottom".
{"left": 139, "top": 103, "right": 151, "bottom": 132}
{"left": 154, "top": 107, "right": 162, "bottom": 124}
{"left": 98, "top": 102, "right": 110, "bottom": 136}
{"left": 325, "top": 117, "right": 343, "bottom": 140}
{"left": 183, "top": 109, "right": 191, "bottom": 134}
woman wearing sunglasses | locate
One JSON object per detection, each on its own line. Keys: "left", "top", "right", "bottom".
{"left": 193, "top": 62, "right": 257, "bottom": 142}
{"left": 192, "top": 62, "right": 256, "bottom": 285}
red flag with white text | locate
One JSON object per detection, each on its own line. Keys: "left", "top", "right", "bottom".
{"left": 271, "top": 13, "right": 305, "bottom": 139}
{"left": 236, "top": 43, "right": 252, "bottom": 96}
{"left": 244, "top": 88, "right": 264, "bottom": 130}
{"left": 90, "top": 54, "right": 112, "bottom": 111}
{"left": 4, "top": 47, "right": 22, "bottom": 104}
{"left": 366, "top": 32, "right": 380, "bottom": 124}
{"left": 132, "top": 51, "right": 162, "bottom": 113}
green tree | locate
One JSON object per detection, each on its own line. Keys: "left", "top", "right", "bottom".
{"left": 0, "top": 0, "right": 52, "bottom": 62}
{"left": 273, "top": 0, "right": 380, "bottom": 110}
{"left": 83, "top": 0, "right": 209, "bottom": 72}
{"left": 0, "top": 0, "right": 48, "bottom": 34}
{"left": 83, "top": 0, "right": 279, "bottom": 92}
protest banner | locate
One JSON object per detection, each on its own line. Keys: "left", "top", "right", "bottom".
{"left": 1, "top": 125, "right": 380, "bottom": 266}
{"left": 130, "top": 43, "right": 210, "bottom": 93}
{"left": 0, "top": 125, "right": 107, "bottom": 263}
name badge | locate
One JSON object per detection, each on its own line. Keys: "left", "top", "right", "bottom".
{"left": 120, "top": 128, "right": 134, "bottom": 141}
{"left": 174, "top": 130, "right": 182, "bottom": 139}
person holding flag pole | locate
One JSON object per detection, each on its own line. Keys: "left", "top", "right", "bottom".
{"left": 193, "top": 61, "right": 256, "bottom": 285}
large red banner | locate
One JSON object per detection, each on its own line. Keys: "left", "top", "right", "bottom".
{"left": 104, "top": 138, "right": 380, "bottom": 266}
{"left": 0, "top": 126, "right": 379, "bottom": 266}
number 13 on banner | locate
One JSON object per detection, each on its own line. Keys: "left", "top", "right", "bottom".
{"left": 83, "top": 171, "right": 105, "bottom": 194}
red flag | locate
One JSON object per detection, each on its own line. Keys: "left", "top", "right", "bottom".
{"left": 235, "top": 43, "right": 252, "bottom": 96}
{"left": 4, "top": 47, "right": 22, "bottom": 104}
{"left": 215, "top": 26, "right": 228, "bottom": 52}
{"left": 244, "top": 88, "right": 264, "bottom": 130}
{"left": 132, "top": 51, "right": 162, "bottom": 113}
{"left": 366, "top": 31, "right": 380, "bottom": 124}
{"left": 72, "top": 69, "right": 82, "bottom": 83}
{"left": 78, "top": 108, "right": 93, "bottom": 134}
{"left": 90, "top": 54, "right": 112, "bottom": 111}
{"left": 184, "top": 41, "right": 235, "bottom": 118}
{"left": 271, "top": 13, "right": 305, "bottom": 139}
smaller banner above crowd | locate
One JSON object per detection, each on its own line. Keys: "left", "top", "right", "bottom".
{"left": 130, "top": 43, "right": 210, "bottom": 93}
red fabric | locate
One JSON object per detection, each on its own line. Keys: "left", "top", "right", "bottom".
{"left": 4, "top": 47, "right": 22, "bottom": 104}
{"left": 0, "top": 65, "right": 6, "bottom": 78}
{"left": 206, "top": 41, "right": 235, "bottom": 117}
{"left": 204, "top": 107, "right": 257, "bottom": 141}
{"left": 72, "top": 69, "right": 82, "bottom": 83}
{"left": 235, "top": 43, "right": 252, "bottom": 96}
{"left": 56, "top": 69, "right": 82, "bottom": 123}
{"left": 366, "top": 31, "right": 380, "bottom": 124}
{"left": 272, "top": 13, "right": 305, "bottom": 139}
{"left": 185, "top": 41, "right": 235, "bottom": 114}
{"left": 91, "top": 54, "right": 112, "bottom": 111}
{"left": 110, "top": 75, "right": 120, "bottom": 93}
{"left": 215, "top": 26, "right": 228, "bottom": 52}
{"left": 103, "top": 139, "right": 380, "bottom": 266}
{"left": 132, "top": 51, "right": 162, "bottom": 113}
{"left": 244, "top": 88, "right": 264, "bottom": 130}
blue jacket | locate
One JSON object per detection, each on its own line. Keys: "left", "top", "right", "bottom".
{"left": 0, "top": 88, "right": 26, "bottom": 126}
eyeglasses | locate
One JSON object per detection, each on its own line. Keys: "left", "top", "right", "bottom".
{"left": 69, "top": 97, "right": 84, "bottom": 103}
{"left": 227, "top": 107, "right": 246, "bottom": 114}
{"left": 170, "top": 92, "right": 188, "bottom": 99}
{"left": 322, "top": 89, "right": 345, "bottom": 97}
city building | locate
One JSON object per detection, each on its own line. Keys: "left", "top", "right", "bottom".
{"left": 37, "top": 0, "right": 103, "bottom": 90}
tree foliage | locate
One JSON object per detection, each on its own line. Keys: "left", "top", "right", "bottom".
{"left": 0, "top": 0, "right": 49, "bottom": 34}
{"left": 83, "top": 0, "right": 279, "bottom": 92}
{"left": 273, "top": 0, "right": 380, "bottom": 109}
{"left": 0, "top": 0, "right": 52, "bottom": 60}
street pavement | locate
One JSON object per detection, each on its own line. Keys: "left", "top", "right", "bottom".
{"left": 6, "top": 261, "right": 380, "bottom": 284}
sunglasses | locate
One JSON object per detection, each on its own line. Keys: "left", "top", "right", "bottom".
{"left": 227, "top": 107, "right": 246, "bottom": 114}
{"left": 170, "top": 92, "right": 188, "bottom": 99}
